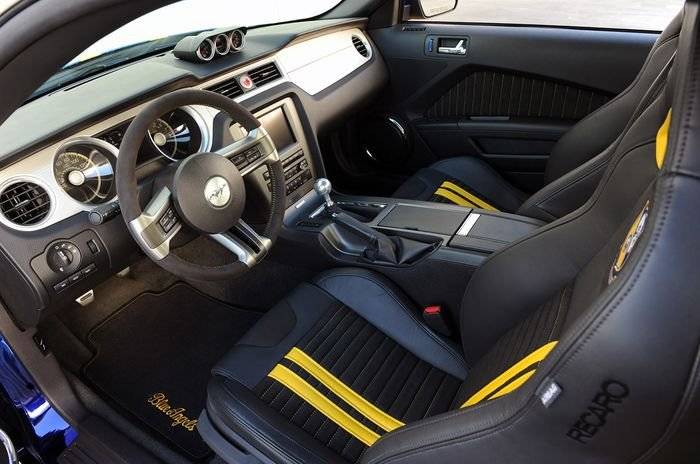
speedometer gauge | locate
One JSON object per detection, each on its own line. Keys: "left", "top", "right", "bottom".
{"left": 54, "top": 138, "right": 116, "bottom": 205}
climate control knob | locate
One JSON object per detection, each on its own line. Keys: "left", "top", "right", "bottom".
{"left": 47, "top": 241, "right": 81, "bottom": 274}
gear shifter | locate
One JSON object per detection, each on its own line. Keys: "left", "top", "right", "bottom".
{"left": 313, "top": 178, "right": 436, "bottom": 265}
{"left": 314, "top": 178, "right": 335, "bottom": 209}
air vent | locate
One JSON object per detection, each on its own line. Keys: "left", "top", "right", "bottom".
{"left": 248, "top": 62, "right": 282, "bottom": 87}
{"left": 209, "top": 78, "right": 244, "bottom": 99}
{"left": 0, "top": 181, "right": 51, "bottom": 226}
{"left": 352, "top": 36, "right": 369, "bottom": 58}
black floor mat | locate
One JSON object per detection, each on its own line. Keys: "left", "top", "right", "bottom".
{"left": 83, "top": 284, "right": 261, "bottom": 461}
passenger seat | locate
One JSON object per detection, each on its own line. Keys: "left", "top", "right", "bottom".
{"left": 393, "top": 12, "right": 681, "bottom": 222}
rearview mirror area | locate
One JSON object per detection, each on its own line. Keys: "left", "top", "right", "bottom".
{"left": 417, "top": 0, "right": 458, "bottom": 18}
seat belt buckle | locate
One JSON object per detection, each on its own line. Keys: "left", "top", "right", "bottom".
{"left": 422, "top": 305, "right": 452, "bottom": 337}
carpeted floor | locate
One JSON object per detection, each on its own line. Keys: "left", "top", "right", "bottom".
{"left": 82, "top": 284, "right": 261, "bottom": 461}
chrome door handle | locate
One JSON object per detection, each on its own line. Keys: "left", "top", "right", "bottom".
{"left": 438, "top": 39, "right": 467, "bottom": 55}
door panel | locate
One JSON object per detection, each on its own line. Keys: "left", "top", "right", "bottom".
{"left": 367, "top": 23, "right": 657, "bottom": 192}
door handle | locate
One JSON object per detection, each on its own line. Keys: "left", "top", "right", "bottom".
{"left": 438, "top": 39, "right": 467, "bottom": 55}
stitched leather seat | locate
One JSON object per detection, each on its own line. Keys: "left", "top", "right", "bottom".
{"left": 200, "top": 5, "right": 700, "bottom": 463}
{"left": 393, "top": 12, "right": 682, "bottom": 222}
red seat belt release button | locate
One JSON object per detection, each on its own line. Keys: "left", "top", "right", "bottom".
{"left": 422, "top": 305, "right": 452, "bottom": 336}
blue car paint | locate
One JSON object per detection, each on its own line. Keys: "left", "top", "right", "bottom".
{"left": 0, "top": 336, "right": 76, "bottom": 462}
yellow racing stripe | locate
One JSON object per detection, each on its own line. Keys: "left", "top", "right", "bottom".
{"left": 656, "top": 109, "right": 672, "bottom": 169}
{"left": 285, "top": 348, "right": 405, "bottom": 432}
{"left": 441, "top": 181, "right": 499, "bottom": 211}
{"left": 488, "top": 369, "right": 536, "bottom": 401}
{"left": 434, "top": 187, "right": 475, "bottom": 207}
{"left": 462, "top": 341, "right": 558, "bottom": 407}
{"left": 268, "top": 364, "right": 380, "bottom": 446}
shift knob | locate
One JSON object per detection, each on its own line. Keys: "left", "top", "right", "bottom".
{"left": 314, "top": 178, "right": 334, "bottom": 208}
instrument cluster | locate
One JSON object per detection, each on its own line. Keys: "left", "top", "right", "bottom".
{"left": 53, "top": 107, "right": 209, "bottom": 206}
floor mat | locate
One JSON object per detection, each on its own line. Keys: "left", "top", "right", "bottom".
{"left": 83, "top": 283, "right": 261, "bottom": 461}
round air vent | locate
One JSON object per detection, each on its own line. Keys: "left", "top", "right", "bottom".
{"left": 0, "top": 181, "right": 51, "bottom": 226}
{"left": 352, "top": 35, "right": 369, "bottom": 58}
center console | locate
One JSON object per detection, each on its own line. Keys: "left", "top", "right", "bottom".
{"left": 283, "top": 185, "right": 544, "bottom": 322}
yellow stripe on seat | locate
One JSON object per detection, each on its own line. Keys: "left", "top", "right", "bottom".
{"left": 656, "top": 109, "right": 672, "bottom": 169}
{"left": 488, "top": 369, "right": 536, "bottom": 401}
{"left": 285, "top": 348, "right": 405, "bottom": 432}
{"left": 441, "top": 181, "right": 499, "bottom": 211}
{"left": 434, "top": 187, "right": 475, "bottom": 207}
{"left": 461, "top": 341, "right": 558, "bottom": 408}
{"left": 268, "top": 364, "right": 380, "bottom": 446}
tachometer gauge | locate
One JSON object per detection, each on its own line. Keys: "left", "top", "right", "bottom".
{"left": 148, "top": 118, "right": 178, "bottom": 160}
{"left": 214, "top": 34, "right": 230, "bottom": 55}
{"left": 148, "top": 109, "right": 205, "bottom": 161}
{"left": 230, "top": 30, "right": 245, "bottom": 51}
{"left": 54, "top": 139, "right": 116, "bottom": 205}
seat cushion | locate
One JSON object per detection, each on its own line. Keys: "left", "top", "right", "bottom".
{"left": 392, "top": 157, "right": 527, "bottom": 213}
{"left": 205, "top": 268, "right": 467, "bottom": 464}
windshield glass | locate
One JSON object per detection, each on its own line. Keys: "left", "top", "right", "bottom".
{"left": 30, "top": 0, "right": 342, "bottom": 100}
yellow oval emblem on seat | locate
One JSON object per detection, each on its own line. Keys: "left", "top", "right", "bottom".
{"left": 609, "top": 200, "right": 651, "bottom": 284}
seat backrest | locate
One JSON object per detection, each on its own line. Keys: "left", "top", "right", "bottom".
{"left": 544, "top": 11, "right": 682, "bottom": 185}
{"left": 362, "top": 3, "right": 700, "bottom": 463}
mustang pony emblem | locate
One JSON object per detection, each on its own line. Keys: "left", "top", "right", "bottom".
{"left": 147, "top": 392, "right": 198, "bottom": 432}
{"left": 204, "top": 176, "right": 231, "bottom": 207}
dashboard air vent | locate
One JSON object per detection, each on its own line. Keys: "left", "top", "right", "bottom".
{"left": 0, "top": 181, "right": 51, "bottom": 226}
{"left": 352, "top": 36, "right": 369, "bottom": 58}
{"left": 209, "top": 78, "right": 244, "bottom": 99}
{"left": 248, "top": 62, "right": 282, "bottom": 87}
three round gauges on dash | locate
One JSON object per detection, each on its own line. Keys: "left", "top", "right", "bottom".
{"left": 196, "top": 29, "right": 245, "bottom": 62}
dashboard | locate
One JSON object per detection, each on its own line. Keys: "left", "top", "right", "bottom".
{"left": 0, "top": 18, "right": 387, "bottom": 328}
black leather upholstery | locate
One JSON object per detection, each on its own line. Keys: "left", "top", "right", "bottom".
{"left": 202, "top": 4, "right": 700, "bottom": 463}
{"left": 393, "top": 12, "right": 682, "bottom": 222}
{"left": 206, "top": 269, "right": 466, "bottom": 463}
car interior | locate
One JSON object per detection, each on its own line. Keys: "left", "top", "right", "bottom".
{"left": 0, "top": 0, "right": 698, "bottom": 463}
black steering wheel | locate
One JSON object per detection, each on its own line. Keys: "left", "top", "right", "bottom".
{"left": 116, "top": 89, "right": 286, "bottom": 281}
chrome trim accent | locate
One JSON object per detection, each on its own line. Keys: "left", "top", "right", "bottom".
{"left": 457, "top": 213, "right": 481, "bottom": 236}
{"left": 196, "top": 38, "right": 216, "bottom": 62}
{"left": 147, "top": 106, "right": 211, "bottom": 161}
{"left": 229, "top": 29, "right": 246, "bottom": 52}
{"left": 214, "top": 33, "right": 231, "bottom": 55}
{"left": 128, "top": 187, "right": 182, "bottom": 261}
{"left": 53, "top": 136, "right": 119, "bottom": 204}
{"left": 0, "top": 175, "right": 56, "bottom": 231}
{"left": 210, "top": 220, "right": 272, "bottom": 267}
{"left": 215, "top": 127, "right": 279, "bottom": 176}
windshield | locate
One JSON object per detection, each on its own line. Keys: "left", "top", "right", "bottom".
{"left": 30, "top": 0, "right": 342, "bottom": 100}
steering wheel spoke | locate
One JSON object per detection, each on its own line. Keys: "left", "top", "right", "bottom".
{"left": 216, "top": 127, "right": 279, "bottom": 176}
{"left": 210, "top": 220, "right": 272, "bottom": 267}
{"left": 128, "top": 186, "right": 182, "bottom": 261}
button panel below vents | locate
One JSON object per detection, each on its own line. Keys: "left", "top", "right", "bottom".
{"left": 0, "top": 181, "right": 51, "bottom": 226}
{"left": 352, "top": 36, "right": 369, "bottom": 58}
{"left": 209, "top": 78, "right": 244, "bottom": 99}
{"left": 248, "top": 62, "right": 282, "bottom": 87}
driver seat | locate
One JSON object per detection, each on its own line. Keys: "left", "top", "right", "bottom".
{"left": 199, "top": 6, "right": 700, "bottom": 463}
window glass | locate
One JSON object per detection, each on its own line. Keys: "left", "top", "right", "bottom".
{"left": 420, "top": 1, "right": 684, "bottom": 31}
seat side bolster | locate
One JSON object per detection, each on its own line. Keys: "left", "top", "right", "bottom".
{"left": 211, "top": 283, "right": 340, "bottom": 389}
{"left": 313, "top": 268, "right": 468, "bottom": 380}
{"left": 518, "top": 148, "right": 611, "bottom": 221}
{"left": 205, "top": 377, "right": 342, "bottom": 464}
